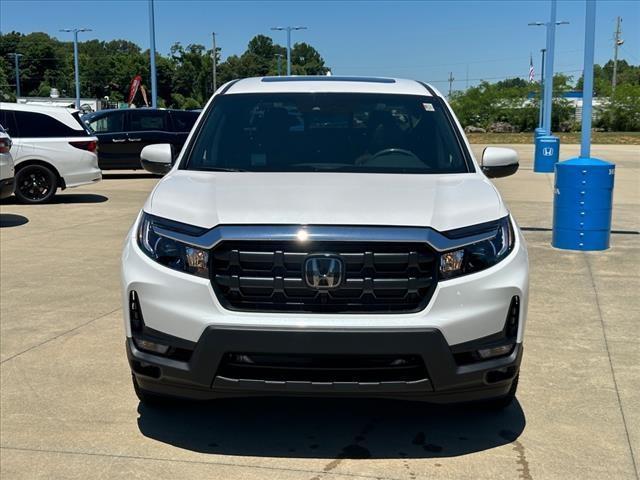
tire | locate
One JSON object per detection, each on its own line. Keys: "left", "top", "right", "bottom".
{"left": 132, "top": 375, "right": 173, "bottom": 407}
{"left": 14, "top": 164, "right": 58, "bottom": 204}
{"left": 479, "top": 373, "right": 519, "bottom": 410}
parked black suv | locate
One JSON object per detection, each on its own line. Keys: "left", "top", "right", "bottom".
{"left": 82, "top": 108, "right": 198, "bottom": 170}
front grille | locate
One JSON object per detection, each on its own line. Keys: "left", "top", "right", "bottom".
{"left": 210, "top": 240, "right": 438, "bottom": 312}
{"left": 218, "top": 353, "right": 429, "bottom": 383}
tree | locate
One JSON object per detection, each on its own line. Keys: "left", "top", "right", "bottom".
{"left": 449, "top": 74, "right": 575, "bottom": 132}
{"left": 0, "top": 31, "right": 330, "bottom": 106}
{"left": 596, "top": 84, "right": 640, "bottom": 131}
{"left": 290, "top": 42, "right": 328, "bottom": 75}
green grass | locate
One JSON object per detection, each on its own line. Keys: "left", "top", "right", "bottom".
{"left": 466, "top": 131, "right": 640, "bottom": 145}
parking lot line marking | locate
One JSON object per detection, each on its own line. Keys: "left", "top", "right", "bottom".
{"left": 0, "top": 307, "right": 120, "bottom": 366}
{"left": 583, "top": 253, "right": 639, "bottom": 480}
{"left": 0, "top": 445, "right": 404, "bottom": 480}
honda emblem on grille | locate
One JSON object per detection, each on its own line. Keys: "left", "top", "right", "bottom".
{"left": 304, "top": 254, "right": 344, "bottom": 290}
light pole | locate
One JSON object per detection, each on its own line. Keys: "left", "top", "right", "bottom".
{"left": 529, "top": 2, "right": 568, "bottom": 173}
{"left": 148, "top": 0, "right": 157, "bottom": 108}
{"left": 579, "top": 1, "right": 596, "bottom": 159}
{"left": 528, "top": 12, "right": 569, "bottom": 134}
{"left": 275, "top": 53, "right": 284, "bottom": 76}
{"left": 271, "top": 26, "right": 307, "bottom": 76}
{"left": 552, "top": 0, "right": 615, "bottom": 252}
{"left": 9, "top": 53, "right": 23, "bottom": 98}
{"left": 59, "top": 28, "right": 92, "bottom": 109}
{"left": 211, "top": 32, "right": 217, "bottom": 94}
{"left": 538, "top": 48, "right": 546, "bottom": 128}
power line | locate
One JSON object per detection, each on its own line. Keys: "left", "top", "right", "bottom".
{"left": 330, "top": 49, "right": 586, "bottom": 70}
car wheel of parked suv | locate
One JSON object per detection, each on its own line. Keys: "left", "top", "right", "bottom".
{"left": 14, "top": 164, "right": 58, "bottom": 204}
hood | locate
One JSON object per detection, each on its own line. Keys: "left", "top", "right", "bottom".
{"left": 147, "top": 171, "right": 507, "bottom": 232}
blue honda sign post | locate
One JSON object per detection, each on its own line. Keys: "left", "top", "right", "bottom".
{"left": 552, "top": 0, "right": 615, "bottom": 251}
{"left": 534, "top": 0, "right": 562, "bottom": 173}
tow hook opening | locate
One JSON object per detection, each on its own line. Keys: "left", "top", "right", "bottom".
{"left": 485, "top": 366, "right": 517, "bottom": 384}
{"left": 132, "top": 361, "right": 161, "bottom": 379}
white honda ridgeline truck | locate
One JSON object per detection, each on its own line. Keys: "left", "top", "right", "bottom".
{"left": 122, "top": 76, "right": 529, "bottom": 409}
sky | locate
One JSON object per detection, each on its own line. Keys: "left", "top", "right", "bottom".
{"left": 1, "top": 0, "right": 638, "bottom": 91}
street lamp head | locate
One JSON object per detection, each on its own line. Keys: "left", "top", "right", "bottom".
{"left": 59, "top": 28, "right": 92, "bottom": 33}
{"left": 555, "top": 21, "right": 569, "bottom": 25}
{"left": 292, "top": 26, "right": 308, "bottom": 30}
{"left": 271, "top": 27, "right": 285, "bottom": 31}
{"left": 528, "top": 22, "right": 544, "bottom": 26}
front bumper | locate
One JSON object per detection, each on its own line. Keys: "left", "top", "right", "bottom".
{"left": 0, "top": 176, "right": 15, "bottom": 199}
{"left": 128, "top": 327, "right": 522, "bottom": 403}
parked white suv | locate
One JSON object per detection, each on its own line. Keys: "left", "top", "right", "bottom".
{"left": 0, "top": 103, "right": 101, "bottom": 203}
{"left": 122, "top": 77, "right": 529, "bottom": 408}
{"left": 0, "top": 124, "right": 14, "bottom": 199}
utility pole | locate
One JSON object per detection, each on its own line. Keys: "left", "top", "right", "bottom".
{"left": 465, "top": 64, "right": 469, "bottom": 90}
{"left": 59, "top": 28, "right": 92, "bottom": 109}
{"left": 271, "top": 26, "right": 307, "bottom": 76}
{"left": 148, "top": 0, "right": 157, "bottom": 108}
{"left": 539, "top": 48, "right": 546, "bottom": 129}
{"left": 211, "top": 32, "right": 217, "bottom": 94}
{"left": 275, "top": 53, "right": 284, "bottom": 76}
{"left": 611, "top": 16, "right": 623, "bottom": 98}
{"left": 448, "top": 72, "right": 455, "bottom": 98}
{"left": 9, "top": 53, "right": 23, "bottom": 98}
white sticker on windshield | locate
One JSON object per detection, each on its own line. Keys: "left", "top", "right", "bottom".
{"left": 422, "top": 103, "right": 435, "bottom": 112}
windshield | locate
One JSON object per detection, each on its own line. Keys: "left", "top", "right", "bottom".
{"left": 184, "top": 93, "right": 469, "bottom": 174}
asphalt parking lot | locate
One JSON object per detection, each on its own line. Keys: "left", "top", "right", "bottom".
{"left": 1, "top": 144, "right": 638, "bottom": 480}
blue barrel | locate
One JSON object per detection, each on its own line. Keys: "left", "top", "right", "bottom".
{"left": 534, "top": 127, "right": 546, "bottom": 142}
{"left": 534, "top": 135, "right": 560, "bottom": 173}
{"left": 552, "top": 157, "right": 615, "bottom": 251}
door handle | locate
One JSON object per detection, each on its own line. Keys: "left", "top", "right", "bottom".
{"left": 128, "top": 138, "right": 142, "bottom": 142}
{"left": 112, "top": 138, "right": 126, "bottom": 143}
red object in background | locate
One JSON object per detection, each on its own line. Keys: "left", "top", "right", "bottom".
{"left": 128, "top": 75, "right": 142, "bottom": 105}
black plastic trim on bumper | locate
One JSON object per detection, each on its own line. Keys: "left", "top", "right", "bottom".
{"left": 0, "top": 176, "right": 15, "bottom": 199}
{"left": 127, "top": 327, "right": 522, "bottom": 403}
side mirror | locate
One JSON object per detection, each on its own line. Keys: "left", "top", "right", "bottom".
{"left": 481, "top": 147, "right": 519, "bottom": 178}
{"left": 140, "top": 143, "right": 173, "bottom": 175}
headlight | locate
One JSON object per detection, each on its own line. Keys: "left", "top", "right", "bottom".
{"left": 137, "top": 213, "right": 209, "bottom": 278}
{"left": 439, "top": 216, "right": 514, "bottom": 280}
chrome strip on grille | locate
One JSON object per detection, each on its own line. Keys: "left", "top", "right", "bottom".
{"left": 153, "top": 224, "right": 498, "bottom": 252}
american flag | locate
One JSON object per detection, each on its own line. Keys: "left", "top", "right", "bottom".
{"left": 529, "top": 54, "right": 535, "bottom": 82}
